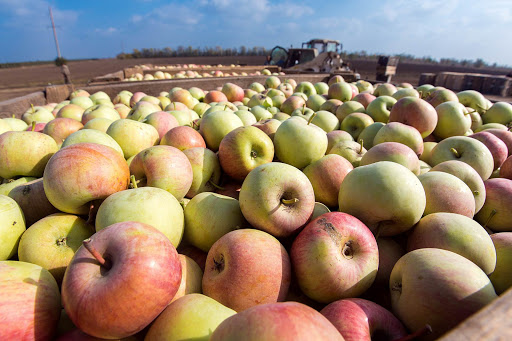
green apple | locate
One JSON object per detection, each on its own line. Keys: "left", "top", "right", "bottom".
{"left": 338, "top": 161, "right": 426, "bottom": 236}
{"left": 56, "top": 104, "right": 85, "bottom": 121}
{"left": 328, "top": 140, "right": 366, "bottom": 167}
{"left": 328, "top": 82, "right": 353, "bottom": 101}
{"left": 89, "top": 91, "right": 110, "bottom": 103}
{"left": 0, "top": 177, "right": 37, "bottom": 196}
{"left": 295, "top": 81, "right": 317, "bottom": 97}
{"left": 416, "top": 84, "right": 434, "bottom": 98}
{"left": 360, "top": 142, "right": 420, "bottom": 175}
{"left": 419, "top": 160, "right": 432, "bottom": 174}
{"left": 199, "top": 111, "right": 243, "bottom": 152}
{"left": 82, "top": 104, "right": 121, "bottom": 125}
{"left": 96, "top": 186, "right": 184, "bottom": 247}
{"left": 482, "top": 102, "right": 512, "bottom": 125}
{"left": 340, "top": 113, "right": 374, "bottom": 140}
{"left": 62, "top": 129, "right": 124, "bottom": 156}
{"left": 373, "top": 122, "right": 424, "bottom": 156}
{"left": 326, "top": 130, "right": 354, "bottom": 153}
{"left": 0, "top": 195, "right": 26, "bottom": 260}
{"left": 145, "top": 294, "right": 236, "bottom": 341}
{"left": 407, "top": 212, "right": 496, "bottom": 274}
{"left": 17, "top": 213, "right": 93, "bottom": 283}
{"left": 21, "top": 108, "right": 54, "bottom": 124}
{"left": 107, "top": 119, "right": 159, "bottom": 159}
{"left": 392, "top": 88, "right": 419, "bottom": 100}
{"left": 274, "top": 116, "right": 328, "bottom": 169}
{"left": 183, "top": 147, "right": 222, "bottom": 198}
{"left": 430, "top": 136, "right": 494, "bottom": 180}
{"left": 319, "top": 99, "right": 342, "bottom": 114}
{"left": 125, "top": 101, "right": 161, "bottom": 122}
{"left": 234, "top": 110, "right": 257, "bottom": 126}
{"left": 489, "top": 233, "right": 512, "bottom": 294}
{"left": 251, "top": 105, "right": 273, "bottom": 121}
{"left": 355, "top": 80, "right": 374, "bottom": 93}
{"left": 336, "top": 101, "right": 366, "bottom": 122}
{"left": 306, "top": 94, "right": 326, "bottom": 111}
{"left": 170, "top": 255, "right": 203, "bottom": 303}
{"left": 457, "top": 90, "right": 490, "bottom": 114}
{"left": 419, "top": 141, "right": 437, "bottom": 165}
{"left": 69, "top": 96, "right": 94, "bottom": 110}
{"left": 366, "top": 96, "right": 396, "bottom": 123}
{"left": 373, "top": 83, "right": 398, "bottom": 97}
{"left": 433, "top": 102, "right": 472, "bottom": 140}
{"left": 357, "top": 122, "right": 386, "bottom": 150}
{"left": 184, "top": 192, "right": 245, "bottom": 252}
{"left": 310, "top": 110, "right": 340, "bottom": 132}
{"left": 3, "top": 117, "right": 27, "bottom": 131}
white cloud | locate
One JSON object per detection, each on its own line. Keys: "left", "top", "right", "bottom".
{"left": 0, "top": 0, "right": 78, "bottom": 29}
{"left": 95, "top": 27, "right": 119, "bottom": 35}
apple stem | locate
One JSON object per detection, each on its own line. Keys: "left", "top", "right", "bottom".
{"left": 224, "top": 104, "right": 228, "bottom": 111}
{"left": 483, "top": 209, "right": 497, "bottom": 229}
{"left": 130, "top": 175, "right": 138, "bottom": 189}
{"left": 208, "top": 180, "right": 225, "bottom": 191}
{"left": 12, "top": 114, "right": 15, "bottom": 118}
{"left": 392, "top": 324, "right": 432, "bottom": 341}
{"left": 30, "top": 103, "right": 35, "bottom": 112}
{"left": 86, "top": 200, "right": 101, "bottom": 228}
{"left": 56, "top": 237, "right": 67, "bottom": 246}
{"left": 282, "top": 197, "right": 299, "bottom": 205}
{"left": 450, "top": 148, "right": 461, "bottom": 158}
{"left": 359, "top": 139, "right": 364, "bottom": 154}
{"left": 31, "top": 121, "right": 36, "bottom": 131}
{"left": 473, "top": 190, "right": 479, "bottom": 196}
{"left": 83, "top": 238, "right": 109, "bottom": 268}
{"left": 307, "top": 112, "right": 317, "bottom": 125}
{"left": 476, "top": 103, "right": 488, "bottom": 113}
{"left": 302, "top": 103, "right": 306, "bottom": 114}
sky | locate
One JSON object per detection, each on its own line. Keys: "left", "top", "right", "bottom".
{"left": 0, "top": 0, "right": 511, "bottom": 66}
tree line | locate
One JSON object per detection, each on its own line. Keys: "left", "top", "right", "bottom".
{"left": 116, "top": 45, "right": 508, "bottom": 69}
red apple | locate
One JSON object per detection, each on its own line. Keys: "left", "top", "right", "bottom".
{"left": 204, "top": 90, "right": 228, "bottom": 104}
{"left": 160, "top": 126, "right": 206, "bottom": 151}
{"left": 470, "top": 131, "right": 508, "bottom": 170}
{"left": 388, "top": 97, "right": 437, "bottom": 138}
{"left": 61, "top": 221, "right": 182, "bottom": 339}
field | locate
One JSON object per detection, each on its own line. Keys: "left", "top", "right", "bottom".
{"left": 1, "top": 55, "right": 511, "bottom": 102}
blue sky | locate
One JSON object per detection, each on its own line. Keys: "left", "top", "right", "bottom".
{"left": 0, "top": 0, "right": 511, "bottom": 65}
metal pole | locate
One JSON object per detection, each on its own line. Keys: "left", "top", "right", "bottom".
{"left": 49, "top": 6, "right": 61, "bottom": 58}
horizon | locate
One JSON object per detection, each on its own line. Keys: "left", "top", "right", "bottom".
{"left": 0, "top": 0, "right": 510, "bottom": 66}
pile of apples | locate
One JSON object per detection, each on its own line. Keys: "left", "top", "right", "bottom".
{"left": 1, "top": 73, "right": 512, "bottom": 341}
{"left": 126, "top": 65, "right": 276, "bottom": 82}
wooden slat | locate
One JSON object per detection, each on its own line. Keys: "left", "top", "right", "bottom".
{"left": 439, "top": 287, "right": 512, "bottom": 340}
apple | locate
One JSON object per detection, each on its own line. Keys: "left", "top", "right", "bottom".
{"left": 482, "top": 102, "right": 512, "bottom": 125}
{"left": 374, "top": 238, "right": 405, "bottom": 287}
{"left": 0, "top": 195, "right": 26, "bottom": 261}
{"left": 250, "top": 105, "right": 273, "bottom": 120}
{"left": 366, "top": 96, "right": 396, "bottom": 123}
{"left": 373, "top": 122, "right": 424, "bottom": 156}
{"left": 340, "top": 113, "right": 374, "bottom": 140}
{"left": 210, "top": 302, "right": 344, "bottom": 340}
{"left": 56, "top": 104, "right": 85, "bottom": 121}
{"left": 475, "top": 123, "right": 508, "bottom": 132}
{"left": 8, "top": 178, "right": 59, "bottom": 226}
{"left": 274, "top": 116, "right": 327, "bottom": 169}
{"left": 199, "top": 110, "right": 244, "bottom": 151}
{"left": 500, "top": 155, "right": 512, "bottom": 179}
{"left": 390, "top": 248, "right": 497, "bottom": 340}
{"left": 360, "top": 142, "right": 420, "bottom": 175}
{"left": 248, "top": 94, "right": 272, "bottom": 108}
{"left": 314, "top": 81, "right": 329, "bottom": 95}
{"left": 203, "top": 229, "right": 291, "bottom": 312}
{"left": 485, "top": 129, "right": 512, "bottom": 156}
{"left": 335, "top": 101, "right": 365, "bottom": 122}
{"left": 70, "top": 89, "right": 90, "bottom": 99}
{"left": 305, "top": 94, "right": 326, "bottom": 112}
{"left": 432, "top": 101, "right": 472, "bottom": 140}
{"left": 0, "top": 131, "right": 58, "bottom": 179}
{"left": 319, "top": 99, "right": 342, "bottom": 113}
{"left": 295, "top": 81, "right": 317, "bottom": 97}
{"left": 328, "top": 82, "right": 353, "bottom": 101}
{"left": 0, "top": 261, "right": 61, "bottom": 340}
{"left": 328, "top": 75, "right": 344, "bottom": 85}
{"left": 310, "top": 110, "right": 340, "bottom": 132}
{"left": 165, "top": 102, "right": 189, "bottom": 112}
{"left": 338, "top": 161, "right": 426, "bottom": 236}
{"left": 475, "top": 178, "right": 512, "bottom": 232}
{"left": 353, "top": 93, "right": 376, "bottom": 109}
{"left": 160, "top": 126, "right": 206, "bottom": 151}
{"left": 328, "top": 140, "right": 367, "bottom": 167}
{"left": 3, "top": 117, "right": 28, "bottom": 131}
{"left": 204, "top": 90, "right": 229, "bottom": 104}
{"left": 239, "top": 162, "right": 315, "bottom": 238}
{"left": 70, "top": 96, "right": 94, "bottom": 110}
{"left": 457, "top": 90, "right": 490, "bottom": 114}
{"left": 62, "top": 129, "right": 124, "bottom": 156}
{"left": 82, "top": 104, "right": 121, "bottom": 125}
{"left": 184, "top": 192, "right": 245, "bottom": 252}
{"left": 0, "top": 176, "right": 37, "bottom": 196}
{"left": 418, "top": 171, "right": 475, "bottom": 217}
{"left": 430, "top": 136, "right": 494, "bottom": 180}
{"left": 278, "top": 83, "right": 294, "bottom": 97}
{"left": 373, "top": 83, "right": 398, "bottom": 97}
{"left": 272, "top": 112, "right": 290, "bottom": 122}
{"left": 130, "top": 145, "right": 193, "bottom": 201}
{"left": 42, "top": 118, "right": 84, "bottom": 147}
{"left": 22, "top": 107, "right": 54, "bottom": 125}
{"left": 470, "top": 131, "right": 508, "bottom": 170}
{"left": 425, "top": 88, "right": 459, "bottom": 108}
{"left": 321, "top": 298, "right": 407, "bottom": 341}
{"left": 392, "top": 88, "right": 419, "bottom": 100}
{"left": 61, "top": 222, "right": 182, "bottom": 339}
{"left": 43, "top": 143, "right": 130, "bottom": 215}
{"left": 407, "top": 212, "right": 495, "bottom": 275}
{"left": 430, "top": 160, "right": 486, "bottom": 213}
{"left": 145, "top": 294, "right": 236, "bottom": 341}
{"left": 303, "top": 154, "right": 353, "bottom": 207}
{"left": 388, "top": 97, "right": 437, "bottom": 138}
{"left": 89, "top": 91, "right": 110, "bottom": 104}
{"left": 249, "top": 82, "right": 265, "bottom": 93}
{"left": 17, "top": 213, "right": 93, "bottom": 284}
{"left": 291, "top": 212, "right": 378, "bottom": 302}
{"left": 358, "top": 122, "right": 386, "bottom": 150}
{"left": 416, "top": 84, "right": 434, "bottom": 98}
{"left": 143, "top": 111, "right": 179, "bottom": 140}
{"left": 219, "top": 126, "right": 274, "bottom": 181}
{"left": 280, "top": 95, "right": 306, "bottom": 115}
{"left": 83, "top": 117, "right": 113, "bottom": 133}
{"left": 468, "top": 108, "right": 483, "bottom": 131}
{"left": 489, "top": 233, "right": 512, "bottom": 294}
{"left": 96, "top": 185, "right": 184, "bottom": 247}
{"left": 107, "top": 119, "right": 159, "bottom": 159}
{"left": 183, "top": 147, "right": 222, "bottom": 198}
{"left": 265, "top": 76, "right": 281, "bottom": 89}
{"left": 252, "top": 118, "right": 282, "bottom": 142}
{"left": 169, "top": 89, "right": 196, "bottom": 109}
{"left": 326, "top": 130, "right": 354, "bottom": 152}
{"left": 170, "top": 255, "right": 203, "bottom": 303}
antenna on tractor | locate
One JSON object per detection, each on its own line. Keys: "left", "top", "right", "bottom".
{"left": 49, "top": 6, "right": 62, "bottom": 59}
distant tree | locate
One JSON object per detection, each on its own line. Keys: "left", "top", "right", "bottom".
{"left": 54, "top": 57, "right": 68, "bottom": 66}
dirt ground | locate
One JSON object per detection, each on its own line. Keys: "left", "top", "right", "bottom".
{"left": 1, "top": 56, "right": 511, "bottom": 102}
